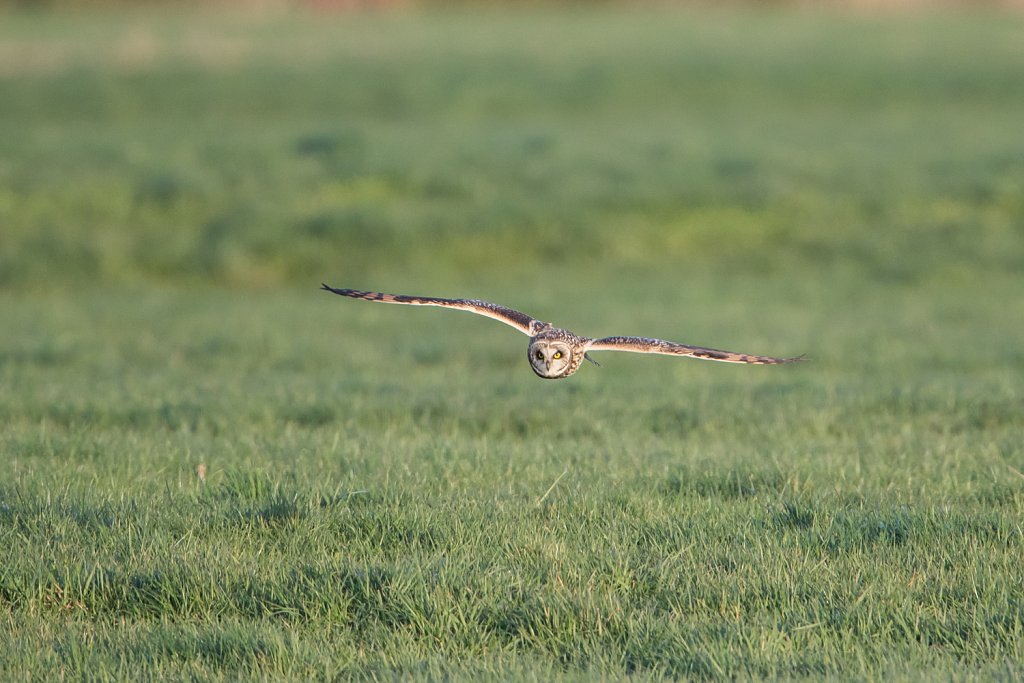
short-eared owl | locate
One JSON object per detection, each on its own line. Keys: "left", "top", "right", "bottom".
{"left": 322, "top": 285, "right": 803, "bottom": 379}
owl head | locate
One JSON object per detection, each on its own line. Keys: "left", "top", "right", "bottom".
{"left": 528, "top": 339, "right": 574, "bottom": 379}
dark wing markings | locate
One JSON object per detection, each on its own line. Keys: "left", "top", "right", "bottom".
{"left": 586, "top": 336, "right": 804, "bottom": 365}
{"left": 321, "top": 285, "right": 537, "bottom": 335}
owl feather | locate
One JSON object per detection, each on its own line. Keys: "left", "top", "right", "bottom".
{"left": 322, "top": 284, "right": 804, "bottom": 379}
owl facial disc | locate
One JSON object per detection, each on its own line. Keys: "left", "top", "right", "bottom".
{"left": 528, "top": 339, "right": 575, "bottom": 379}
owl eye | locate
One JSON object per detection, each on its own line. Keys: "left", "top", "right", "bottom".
{"left": 535, "top": 350, "right": 544, "bottom": 361}
{"left": 553, "top": 351, "right": 562, "bottom": 359}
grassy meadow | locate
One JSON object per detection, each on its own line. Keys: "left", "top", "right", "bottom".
{"left": 2, "top": 6, "right": 1024, "bottom": 680}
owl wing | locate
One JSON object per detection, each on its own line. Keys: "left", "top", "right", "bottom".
{"left": 321, "top": 285, "right": 537, "bottom": 336}
{"left": 586, "top": 336, "right": 803, "bottom": 365}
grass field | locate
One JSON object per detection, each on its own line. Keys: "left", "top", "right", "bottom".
{"left": 2, "top": 6, "right": 1024, "bottom": 681}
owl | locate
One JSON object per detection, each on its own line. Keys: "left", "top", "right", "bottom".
{"left": 322, "top": 285, "right": 803, "bottom": 379}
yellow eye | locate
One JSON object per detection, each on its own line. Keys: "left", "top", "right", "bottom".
{"left": 553, "top": 351, "right": 562, "bottom": 359}
{"left": 535, "top": 350, "right": 544, "bottom": 361}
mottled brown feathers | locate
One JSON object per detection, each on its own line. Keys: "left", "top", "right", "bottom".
{"left": 321, "top": 285, "right": 536, "bottom": 335}
{"left": 585, "top": 336, "right": 804, "bottom": 365}
{"left": 322, "top": 284, "right": 804, "bottom": 378}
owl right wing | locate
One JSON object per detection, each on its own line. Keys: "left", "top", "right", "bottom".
{"left": 586, "top": 336, "right": 804, "bottom": 365}
{"left": 321, "top": 285, "right": 538, "bottom": 336}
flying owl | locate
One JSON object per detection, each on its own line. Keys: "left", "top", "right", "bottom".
{"left": 322, "top": 285, "right": 804, "bottom": 379}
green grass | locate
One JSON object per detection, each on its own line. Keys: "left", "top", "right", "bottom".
{"left": 2, "top": 6, "right": 1024, "bottom": 681}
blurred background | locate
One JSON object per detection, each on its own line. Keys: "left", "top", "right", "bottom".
{"left": 2, "top": 5, "right": 1022, "bottom": 677}
{"left": 1, "top": 0, "right": 1022, "bottom": 385}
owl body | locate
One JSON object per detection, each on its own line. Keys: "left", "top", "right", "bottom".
{"left": 527, "top": 324, "right": 589, "bottom": 379}
{"left": 322, "top": 285, "right": 803, "bottom": 379}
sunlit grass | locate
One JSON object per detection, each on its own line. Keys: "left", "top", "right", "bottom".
{"left": 1, "top": 6, "right": 1023, "bottom": 681}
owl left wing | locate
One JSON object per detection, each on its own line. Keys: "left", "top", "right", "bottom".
{"left": 321, "top": 285, "right": 537, "bottom": 335}
{"left": 586, "top": 336, "right": 804, "bottom": 365}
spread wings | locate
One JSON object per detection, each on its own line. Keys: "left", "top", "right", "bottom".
{"left": 586, "top": 336, "right": 803, "bottom": 365}
{"left": 321, "top": 285, "right": 538, "bottom": 335}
